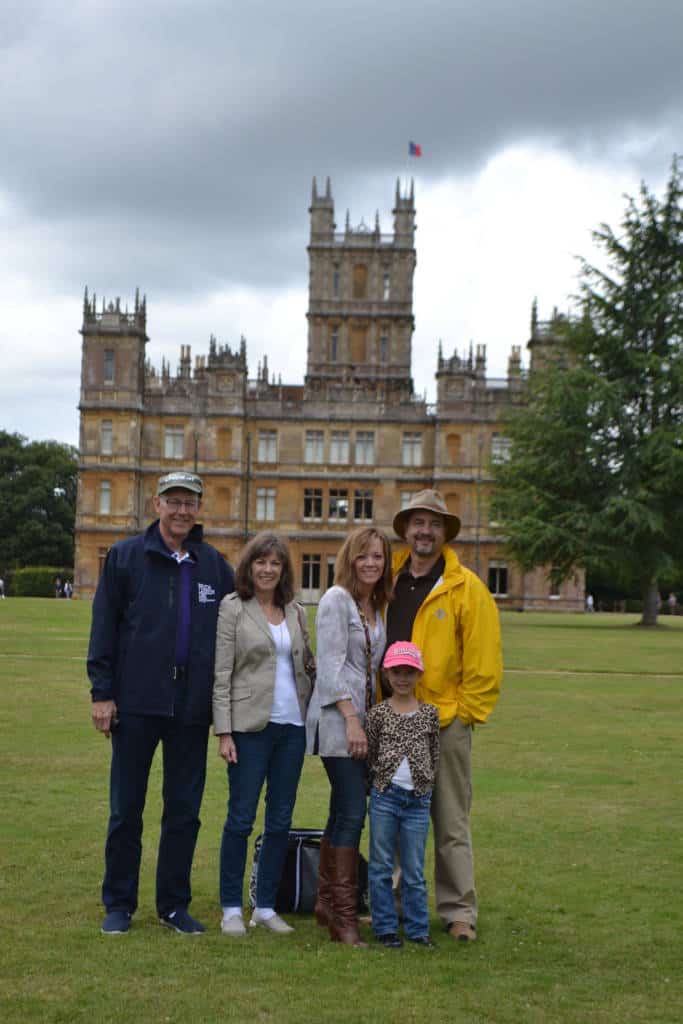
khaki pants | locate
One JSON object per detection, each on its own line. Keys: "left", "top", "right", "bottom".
{"left": 431, "top": 716, "right": 477, "bottom": 928}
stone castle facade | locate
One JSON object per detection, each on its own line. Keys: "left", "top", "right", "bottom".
{"left": 75, "top": 178, "right": 583, "bottom": 609}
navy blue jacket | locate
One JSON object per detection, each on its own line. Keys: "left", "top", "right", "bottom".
{"left": 87, "top": 521, "right": 235, "bottom": 725}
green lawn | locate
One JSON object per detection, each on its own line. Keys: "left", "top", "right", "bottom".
{"left": 1, "top": 601, "right": 681, "bottom": 1023}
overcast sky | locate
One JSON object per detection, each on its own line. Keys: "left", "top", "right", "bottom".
{"left": 2, "top": 0, "right": 681, "bottom": 447}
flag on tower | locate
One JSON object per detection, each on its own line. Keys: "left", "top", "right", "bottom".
{"left": 409, "top": 141, "right": 422, "bottom": 157}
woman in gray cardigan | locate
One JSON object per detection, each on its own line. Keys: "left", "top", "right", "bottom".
{"left": 213, "top": 533, "right": 314, "bottom": 937}
{"left": 305, "top": 526, "right": 392, "bottom": 946}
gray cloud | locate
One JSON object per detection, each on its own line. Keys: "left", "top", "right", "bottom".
{"left": 1, "top": 0, "right": 682, "bottom": 443}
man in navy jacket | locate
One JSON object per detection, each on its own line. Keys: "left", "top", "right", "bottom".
{"left": 88, "top": 471, "right": 235, "bottom": 935}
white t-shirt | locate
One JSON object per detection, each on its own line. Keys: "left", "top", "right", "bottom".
{"left": 391, "top": 710, "right": 418, "bottom": 790}
{"left": 268, "top": 621, "right": 304, "bottom": 726}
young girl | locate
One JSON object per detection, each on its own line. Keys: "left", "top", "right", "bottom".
{"left": 365, "top": 642, "right": 440, "bottom": 948}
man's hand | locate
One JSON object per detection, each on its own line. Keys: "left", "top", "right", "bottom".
{"left": 92, "top": 700, "right": 117, "bottom": 738}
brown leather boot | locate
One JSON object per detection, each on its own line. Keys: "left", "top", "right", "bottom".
{"left": 328, "top": 846, "right": 367, "bottom": 947}
{"left": 314, "top": 836, "right": 333, "bottom": 927}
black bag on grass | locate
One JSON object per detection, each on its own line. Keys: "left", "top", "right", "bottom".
{"left": 249, "top": 829, "right": 368, "bottom": 914}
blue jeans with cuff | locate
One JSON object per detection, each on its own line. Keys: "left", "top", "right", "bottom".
{"left": 368, "top": 783, "right": 432, "bottom": 939}
{"left": 219, "top": 722, "right": 305, "bottom": 909}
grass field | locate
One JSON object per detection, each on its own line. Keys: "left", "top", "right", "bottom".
{"left": 1, "top": 600, "right": 682, "bottom": 1023}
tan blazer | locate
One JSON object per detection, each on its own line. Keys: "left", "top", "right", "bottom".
{"left": 213, "top": 593, "right": 313, "bottom": 734}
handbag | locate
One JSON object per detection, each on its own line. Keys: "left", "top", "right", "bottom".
{"left": 249, "top": 829, "right": 369, "bottom": 914}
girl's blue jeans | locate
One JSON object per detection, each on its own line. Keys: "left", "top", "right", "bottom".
{"left": 368, "top": 783, "right": 432, "bottom": 939}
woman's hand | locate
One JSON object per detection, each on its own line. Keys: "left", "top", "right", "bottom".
{"left": 218, "top": 734, "right": 238, "bottom": 763}
{"left": 345, "top": 715, "right": 367, "bottom": 759}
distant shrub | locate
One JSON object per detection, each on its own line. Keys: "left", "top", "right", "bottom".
{"left": 624, "top": 599, "right": 643, "bottom": 614}
{"left": 11, "top": 567, "right": 73, "bottom": 597}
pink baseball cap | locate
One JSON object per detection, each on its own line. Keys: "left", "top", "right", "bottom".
{"left": 383, "top": 641, "right": 424, "bottom": 672}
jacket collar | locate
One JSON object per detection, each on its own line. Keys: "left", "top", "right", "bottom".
{"left": 144, "top": 520, "right": 204, "bottom": 558}
{"left": 393, "top": 544, "right": 464, "bottom": 590}
{"left": 243, "top": 595, "right": 294, "bottom": 643}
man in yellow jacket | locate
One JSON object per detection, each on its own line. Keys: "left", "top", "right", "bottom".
{"left": 388, "top": 490, "right": 502, "bottom": 943}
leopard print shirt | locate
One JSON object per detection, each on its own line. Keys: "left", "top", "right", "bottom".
{"left": 365, "top": 701, "right": 440, "bottom": 797}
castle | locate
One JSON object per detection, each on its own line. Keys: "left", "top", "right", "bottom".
{"left": 75, "top": 178, "right": 583, "bottom": 609}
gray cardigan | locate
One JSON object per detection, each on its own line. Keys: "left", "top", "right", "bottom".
{"left": 305, "top": 586, "right": 386, "bottom": 757}
{"left": 213, "top": 593, "right": 313, "bottom": 734}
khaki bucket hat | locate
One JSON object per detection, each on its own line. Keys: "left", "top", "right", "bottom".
{"left": 393, "top": 488, "right": 461, "bottom": 542}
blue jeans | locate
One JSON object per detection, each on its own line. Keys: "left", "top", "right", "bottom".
{"left": 220, "top": 723, "right": 305, "bottom": 908}
{"left": 369, "top": 783, "right": 432, "bottom": 939}
{"left": 321, "top": 756, "right": 368, "bottom": 848}
{"left": 103, "top": 712, "right": 208, "bottom": 917}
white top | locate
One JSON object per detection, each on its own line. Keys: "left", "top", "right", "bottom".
{"left": 391, "top": 757, "right": 414, "bottom": 790}
{"left": 268, "top": 621, "right": 304, "bottom": 726}
{"left": 390, "top": 710, "right": 418, "bottom": 790}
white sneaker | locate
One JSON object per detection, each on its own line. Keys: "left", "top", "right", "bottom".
{"left": 249, "top": 909, "right": 294, "bottom": 934}
{"left": 221, "top": 913, "right": 246, "bottom": 936}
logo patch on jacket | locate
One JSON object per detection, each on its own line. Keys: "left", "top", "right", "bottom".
{"left": 198, "top": 583, "right": 216, "bottom": 604}
{"left": 435, "top": 608, "right": 446, "bottom": 619}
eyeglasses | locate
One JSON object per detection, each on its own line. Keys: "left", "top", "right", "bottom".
{"left": 161, "top": 497, "right": 200, "bottom": 511}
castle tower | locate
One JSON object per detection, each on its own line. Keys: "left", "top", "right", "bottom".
{"left": 75, "top": 289, "right": 149, "bottom": 595}
{"left": 305, "top": 178, "right": 416, "bottom": 400}
{"left": 79, "top": 288, "right": 148, "bottom": 410}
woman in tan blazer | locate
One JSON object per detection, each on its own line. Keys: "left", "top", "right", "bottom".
{"left": 213, "top": 532, "right": 314, "bottom": 937}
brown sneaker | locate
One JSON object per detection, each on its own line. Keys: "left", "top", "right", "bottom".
{"left": 448, "top": 921, "right": 476, "bottom": 943}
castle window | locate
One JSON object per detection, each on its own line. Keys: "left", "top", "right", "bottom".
{"left": 383, "top": 270, "right": 390, "bottom": 301}
{"left": 101, "top": 420, "right": 113, "bottom": 456}
{"left": 355, "top": 431, "right": 375, "bottom": 466}
{"left": 354, "top": 489, "right": 373, "bottom": 520}
{"left": 402, "top": 432, "right": 422, "bottom": 467}
{"left": 445, "top": 493, "right": 460, "bottom": 517}
{"left": 491, "top": 433, "right": 512, "bottom": 464}
{"left": 400, "top": 491, "right": 415, "bottom": 510}
{"left": 329, "top": 489, "right": 349, "bottom": 521}
{"left": 379, "top": 334, "right": 389, "bottom": 363}
{"left": 549, "top": 570, "right": 561, "bottom": 600}
{"left": 103, "top": 349, "right": 115, "bottom": 385}
{"left": 327, "top": 556, "right": 336, "bottom": 590}
{"left": 303, "top": 488, "right": 323, "bottom": 520}
{"left": 330, "top": 431, "right": 349, "bottom": 464}
{"left": 446, "top": 433, "right": 461, "bottom": 465}
{"left": 488, "top": 562, "right": 508, "bottom": 597}
{"left": 302, "top": 554, "right": 321, "bottom": 593}
{"left": 305, "top": 430, "right": 324, "bottom": 464}
{"left": 257, "top": 430, "right": 277, "bottom": 462}
{"left": 99, "top": 480, "right": 111, "bottom": 515}
{"left": 256, "top": 487, "right": 276, "bottom": 522}
{"left": 350, "top": 327, "right": 366, "bottom": 364}
{"left": 164, "top": 426, "right": 184, "bottom": 460}
{"left": 333, "top": 266, "right": 340, "bottom": 297}
{"left": 353, "top": 264, "right": 367, "bottom": 299}
{"left": 217, "top": 427, "right": 232, "bottom": 461}
{"left": 330, "top": 329, "right": 338, "bottom": 363}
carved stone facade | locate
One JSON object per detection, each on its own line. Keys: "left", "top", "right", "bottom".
{"left": 75, "top": 179, "right": 583, "bottom": 610}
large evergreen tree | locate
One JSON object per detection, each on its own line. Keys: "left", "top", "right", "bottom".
{"left": 493, "top": 160, "right": 683, "bottom": 625}
{"left": 0, "top": 431, "right": 78, "bottom": 569}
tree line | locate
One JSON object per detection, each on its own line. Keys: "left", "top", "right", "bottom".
{"left": 0, "top": 431, "right": 77, "bottom": 579}
{"left": 493, "top": 158, "right": 683, "bottom": 626}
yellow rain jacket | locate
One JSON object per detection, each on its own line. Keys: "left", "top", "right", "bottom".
{"left": 392, "top": 546, "right": 503, "bottom": 728}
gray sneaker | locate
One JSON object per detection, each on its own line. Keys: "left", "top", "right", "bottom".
{"left": 249, "top": 910, "right": 294, "bottom": 934}
{"left": 221, "top": 913, "right": 247, "bottom": 936}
